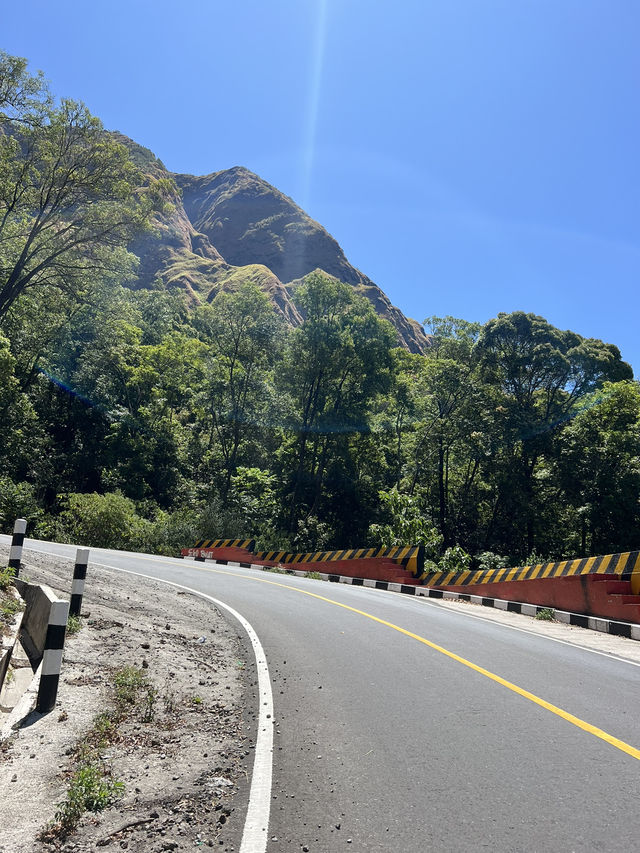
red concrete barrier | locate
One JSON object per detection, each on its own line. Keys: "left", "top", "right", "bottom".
{"left": 432, "top": 574, "right": 640, "bottom": 624}
{"left": 181, "top": 547, "right": 421, "bottom": 585}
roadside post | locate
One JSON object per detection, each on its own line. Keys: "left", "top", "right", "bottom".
{"left": 69, "top": 548, "right": 89, "bottom": 618}
{"left": 36, "top": 598, "right": 69, "bottom": 713}
{"left": 8, "top": 518, "right": 27, "bottom": 576}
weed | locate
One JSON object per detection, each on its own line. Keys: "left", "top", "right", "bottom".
{"left": 0, "top": 566, "right": 15, "bottom": 592}
{"left": 264, "top": 566, "right": 285, "bottom": 574}
{"left": 535, "top": 607, "right": 555, "bottom": 621}
{"left": 53, "top": 762, "right": 124, "bottom": 833}
{"left": 91, "top": 712, "right": 117, "bottom": 745}
{"left": 40, "top": 663, "right": 159, "bottom": 840}
{"left": 113, "top": 666, "right": 146, "bottom": 707}
{"left": 163, "top": 690, "right": 178, "bottom": 714}
{"left": 66, "top": 614, "right": 82, "bottom": 635}
{"left": 74, "top": 709, "right": 124, "bottom": 764}
{"left": 304, "top": 571, "right": 323, "bottom": 580}
{"left": 0, "top": 589, "right": 23, "bottom": 625}
{"left": 0, "top": 567, "right": 22, "bottom": 625}
{"left": 191, "top": 695, "right": 202, "bottom": 705}
{"left": 142, "top": 685, "right": 158, "bottom": 722}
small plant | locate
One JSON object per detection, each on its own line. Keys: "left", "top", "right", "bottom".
{"left": 304, "top": 571, "right": 323, "bottom": 580}
{"left": 53, "top": 763, "right": 124, "bottom": 833}
{"left": 91, "top": 712, "right": 117, "bottom": 745}
{"left": 0, "top": 592, "right": 22, "bottom": 621}
{"left": 191, "top": 695, "right": 202, "bottom": 705}
{"left": 264, "top": 565, "right": 285, "bottom": 574}
{"left": 536, "top": 607, "right": 555, "bottom": 621}
{"left": 66, "top": 614, "right": 82, "bottom": 635}
{"left": 113, "top": 666, "right": 146, "bottom": 707}
{"left": 0, "top": 565, "right": 15, "bottom": 592}
{"left": 142, "top": 684, "right": 158, "bottom": 722}
{"left": 163, "top": 690, "right": 177, "bottom": 714}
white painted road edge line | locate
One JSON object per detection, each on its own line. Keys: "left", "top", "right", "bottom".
{"left": 18, "top": 547, "right": 273, "bottom": 853}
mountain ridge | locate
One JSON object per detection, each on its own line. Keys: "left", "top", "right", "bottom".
{"left": 119, "top": 135, "right": 427, "bottom": 352}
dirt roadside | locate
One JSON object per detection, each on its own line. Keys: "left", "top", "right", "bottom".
{"left": 0, "top": 545, "right": 256, "bottom": 853}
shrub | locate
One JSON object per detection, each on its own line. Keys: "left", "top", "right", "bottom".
{"left": 54, "top": 763, "right": 124, "bottom": 832}
{"left": 439, "top": 545, "right": 472, "bottom": 573}
{"left": 53, "top": 492, "right": 151, "bottom": 550}
{"left": 476, "top": 551, "right": 511, "bottom": 571}
{"left": 0, "top": 476, "right": 41, "bottom": 533}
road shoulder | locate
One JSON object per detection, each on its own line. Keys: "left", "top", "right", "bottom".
{"left": 0, "top": 547, "right": 252, "bottom": 853}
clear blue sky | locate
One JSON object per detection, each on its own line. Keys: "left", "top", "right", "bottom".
{"left": 3, "top": 0, "right": 639, "bottom": 373}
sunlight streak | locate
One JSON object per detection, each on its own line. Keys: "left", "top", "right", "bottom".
{"left": 300, "top": 0, "right": 329, "bottom": 212}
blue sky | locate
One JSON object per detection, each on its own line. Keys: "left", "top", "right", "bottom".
{"left": 3, "top": 0, "right": 639, "bottom": 373}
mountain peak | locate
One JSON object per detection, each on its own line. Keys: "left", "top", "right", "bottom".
{"left": 124, "top": 145, "right": 427, "bottom": 352}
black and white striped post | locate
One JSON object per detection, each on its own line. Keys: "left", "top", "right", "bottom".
{"left": 8, "top": 518, "right": 26, "bottom": 576}
{"left": 36, "top": 598, "right": 69, "bottom": 713}
{"left": 69, "top": 548, "right": 89, "bottom": 618}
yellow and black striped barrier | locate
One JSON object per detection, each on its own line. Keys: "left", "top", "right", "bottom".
{"left": 422, "top": 550, "right": 640, "bottom": 592}
{"left": 190, "top": 540, "right": 424, "bottom": 575}
{"left": 254, "top": 545, "right": 424, "bottom": 575}
{"left": 193, "top": 538, "right": 256, "bottom": 551}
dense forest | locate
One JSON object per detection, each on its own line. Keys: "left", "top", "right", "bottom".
{"left": 1, "top": 52, "right": 639, "bottom": 569}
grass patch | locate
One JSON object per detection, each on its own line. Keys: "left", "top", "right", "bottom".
{"left": 304, "top": 571, "right": 323, "bottom": 580}
{"left": 66, "top": 614, "right": 83, "bottom": 635}
{"left": 535, "top": 607, "right": 555, "bottom": 621}
{"left": 41, "top": 664, "right": 158, "bottom": 839}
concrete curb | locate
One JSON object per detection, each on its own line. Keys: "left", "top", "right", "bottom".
{"left": 182, "top": 556, "right": 640, "bottom": 642}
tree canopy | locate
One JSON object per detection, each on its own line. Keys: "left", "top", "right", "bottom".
{"left": 0, "top": 51, "right": 155, "bottom": 323}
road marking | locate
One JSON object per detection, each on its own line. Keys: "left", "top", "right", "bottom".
{"left": 191, "top": 566, "right": 640, "bottom": 763}
{"left": 16, "top": 546, "right": 273, "bottom": 853}
{"left": 417, "top": 597, "right": 640, "bottom": 668}
{"left": 14, "top": 542, "right": 640, "bottom": 762}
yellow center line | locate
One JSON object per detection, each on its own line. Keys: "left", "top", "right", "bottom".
{"left": 108, "top": 554, "right": 640, "bottom": 762}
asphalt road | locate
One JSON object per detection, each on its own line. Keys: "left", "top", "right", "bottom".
{"left": 5, "top": 536, "right": 640, "bottom": 852}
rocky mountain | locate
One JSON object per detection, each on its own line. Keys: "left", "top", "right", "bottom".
{"left": 123, "top": 137, "right": 427, "bottom": 352}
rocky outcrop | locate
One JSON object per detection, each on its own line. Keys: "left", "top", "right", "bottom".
{"left": 175, "top": 168, "right": 366, "bottom": 287}
{"left": 119, "top": 137, "right": 427, "bottom": 352}
{"left": 174, "top": 167, "right": 427, "bottom": 352}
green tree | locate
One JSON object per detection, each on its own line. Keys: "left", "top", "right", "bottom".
{"left": 409, "top": 317, "right": 481, "bottom": 544}
{"left": 0, "top": 52, "right": 155, "bottom": 323}
{"left": 193, "top": 283, "right": 282, "bottom": 499}
{"left": 473, "top": 311, "right": 632, "bottom": 556}
{"left": 554, "top": 381, "right": 640, "bottom": 555}
{"left": 280, "top": 273, "right": 396, "bottom": 535}
{"left": 369, "top": 486, "right": 442, "bottom": 559}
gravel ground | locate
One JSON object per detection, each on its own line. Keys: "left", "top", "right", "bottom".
{"left": 0, "top": 546, "right": 255, "bottom": 853}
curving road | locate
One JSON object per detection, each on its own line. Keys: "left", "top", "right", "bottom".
{"left": 4, "top": 536, "right": 640, "bottom": 852}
